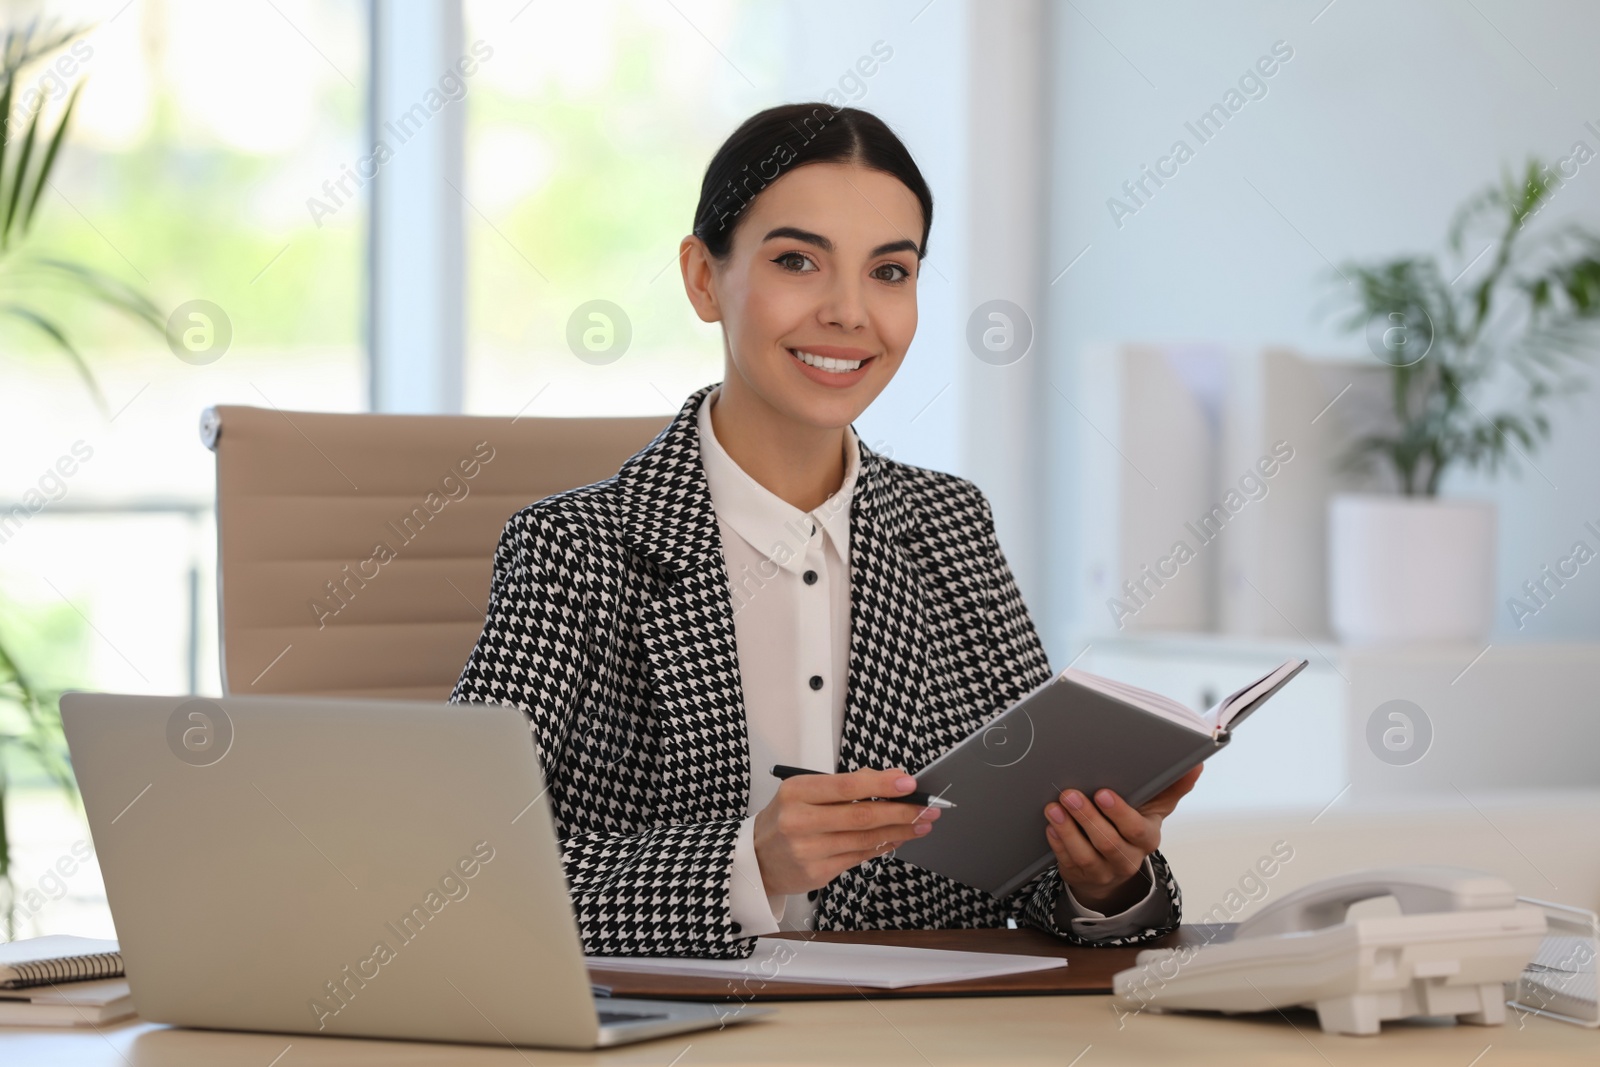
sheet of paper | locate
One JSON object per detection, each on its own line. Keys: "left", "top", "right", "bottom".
{"left": 586, "top": 938, "right": 1067, "bottom": 989}
{"left": 0, "top": 936, "right": 119, "bottom": 968}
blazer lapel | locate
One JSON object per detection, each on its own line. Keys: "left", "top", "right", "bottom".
{"left": 836, "top": 442, "right": 933, "bottom": 776}
{"left": 615, "top": 384, "right": 936, "bottom": 820}
{"left": 616, "top": 383, "right": 752, "bottom": 820}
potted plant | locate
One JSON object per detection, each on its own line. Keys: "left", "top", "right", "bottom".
{"left": 1325, "top": 158, "right": 1600, "bottom": 644}
{"left": 0, "top": 20, "right": 165, "bottom": 938}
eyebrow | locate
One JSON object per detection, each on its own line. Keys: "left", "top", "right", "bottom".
{"left": 761, "top": 226, "right": 920, "bottom": 259}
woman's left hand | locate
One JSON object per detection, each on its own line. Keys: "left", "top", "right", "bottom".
{"left": 1043, "top": 764, "right": 1203, "bottom": 914}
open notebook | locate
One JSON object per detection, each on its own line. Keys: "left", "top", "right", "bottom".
{"left": 586, "top": 939, "right": 1066, "bottom": 989}
{"left": 1062, "top": 656, "right": 1308, "bottom": 741}
{"left": 892, "top": 657, "right": 1309, "bottom": 898}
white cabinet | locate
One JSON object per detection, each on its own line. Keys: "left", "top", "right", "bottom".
{"left": 1342, "top": 641, "right": 1600, "bottom": 797}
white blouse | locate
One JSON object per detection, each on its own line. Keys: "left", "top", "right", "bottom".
{"left": 695, "top": 386, "right": 1170, "bottom": 938}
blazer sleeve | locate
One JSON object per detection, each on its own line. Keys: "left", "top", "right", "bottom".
{"left": 968, "top": 488, "right": 1183, "bottom": 946}
{"left": 450, "top": 509, "right": 759, "bottom": 959}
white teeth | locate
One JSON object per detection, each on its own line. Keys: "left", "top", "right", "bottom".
{"left": 791, "top": 349, "right": 864, "bottom": 373}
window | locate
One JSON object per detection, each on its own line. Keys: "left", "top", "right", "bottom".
{"left": 461, "top": 0, "right": 779, "bottom": 418}
{"left": 0, "top": 0, "right": 366, "bottom": 939}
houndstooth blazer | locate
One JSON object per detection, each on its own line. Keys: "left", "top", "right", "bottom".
{"left": 450, "top": 381, "right": 1182, "bottom": 958}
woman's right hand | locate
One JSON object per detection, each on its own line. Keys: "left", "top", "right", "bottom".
{"left": 751, "top": 767, "right": 940, "bottom": 897}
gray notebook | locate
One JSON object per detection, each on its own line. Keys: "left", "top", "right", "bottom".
{"left": 892, "top": 657, "right": 1309, "bottom": 898}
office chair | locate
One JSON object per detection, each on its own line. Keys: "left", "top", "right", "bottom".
{"left": 202, "top": 403, "right": 668, "bottom": 700}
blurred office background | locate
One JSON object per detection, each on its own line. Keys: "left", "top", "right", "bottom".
{"left": 2, "top": 0, "right": 1598, "bottom": 938}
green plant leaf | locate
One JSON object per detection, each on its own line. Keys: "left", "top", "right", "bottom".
{"left": 0, "top": 634, "right": 75, "bottom": 807}
{"left": 0, "top": 303, "right": 108, "bottom": 416}
{"left": 1328, "top": 154, "right": 1600, "bottom": 493}
{"left": 23, "top": 255, "right": 164, "bottom": 329}
{"left": 2, "top": 83, "right": 41, "bottom": 247}
{"left": 0, "top": 19, "right": 105, "bottom": 935}
{"left": 0, "top": 635, "right": 39, "bottom": 710}
{"left": 0, "top": 71, "right": 13, "bottom": 218}
{"left": 0, "top": 773, "right": 8, "bottom": 887}
{"left": 20, "top": 79, "right": 81, "bottom": 236}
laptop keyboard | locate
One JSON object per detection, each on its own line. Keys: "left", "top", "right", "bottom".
{"left": 598, "top": 1009, "right": 669, "bottom": 1025}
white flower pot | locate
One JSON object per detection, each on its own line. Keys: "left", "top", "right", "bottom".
{"left": 1329, "top": 494, "right": 1496, "bottom": 644}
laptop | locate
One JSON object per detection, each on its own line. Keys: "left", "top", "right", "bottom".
{"left": 59, "top": 692, "right": 773, "bottom": 1049}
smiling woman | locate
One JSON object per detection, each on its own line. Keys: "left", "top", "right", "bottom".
{"left": 679, "top": 104, "right": 931, "bottom": 512}
{"left": 449, "top": 102, "right": 1194, "bottom": 959}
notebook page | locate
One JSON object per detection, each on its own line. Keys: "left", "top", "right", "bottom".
{"left": 587, "top": 939, "right": 1066, "bottom": 989}
{"left": 1061, "top": 669, "right": 1206, "bottom": 731}
{"left": 1214, "top": 660, "right": 1302, "bottom": 732}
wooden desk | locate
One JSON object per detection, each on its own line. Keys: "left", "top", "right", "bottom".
{"left": 4, "top": 993, "right": 1594, "bottom": 1066}
{"left": 4, "top": 927, "right": 1596, "bottom": 1064}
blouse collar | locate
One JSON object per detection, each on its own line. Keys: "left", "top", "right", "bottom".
{"left": 696, "top": 385, "right": 859, "bottom": 575}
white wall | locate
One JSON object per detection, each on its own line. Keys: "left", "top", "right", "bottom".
{"left": 1041, "top": 0, "right": 1600, "bottom": 659}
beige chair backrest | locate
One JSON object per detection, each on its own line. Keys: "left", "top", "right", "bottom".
{"left": 203, "top": 404, "right": 670, "bottom": 701}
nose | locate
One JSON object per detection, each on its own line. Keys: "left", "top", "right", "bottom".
{"left": 819, "top": 273, "right": 869, "bottom": 331}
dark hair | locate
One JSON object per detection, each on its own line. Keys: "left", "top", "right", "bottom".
{"left": 692, "top": 103, "right": 934, "bottom": 261}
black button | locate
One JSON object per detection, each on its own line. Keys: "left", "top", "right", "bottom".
{"left": 807, "top": 889, "right": 819, "bottom": 901}
{"left": 803, "top": 569, "right": 818, "bottom": 585}
{"left": 730, "top": 921, "right": 742, "bottom": 934}
{"left": 809, "top": 675, "right": 823, "bottom": 690}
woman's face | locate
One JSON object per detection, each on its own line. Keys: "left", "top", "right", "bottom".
{"left": 681, "top": 161, "right": 924, "bottom": 431}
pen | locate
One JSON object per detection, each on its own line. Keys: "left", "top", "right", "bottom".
{"left": 770, "top": 764, "right": 957, "bottom": 809}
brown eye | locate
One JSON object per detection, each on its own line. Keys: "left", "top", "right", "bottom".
{"left": 875, "top": 262, "right": 911, "bottom": 283}
{"left": 772, "top": 252, "right": 817, "bottom": 273}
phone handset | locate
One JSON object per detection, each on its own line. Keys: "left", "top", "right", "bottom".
{"left": 1234, "top": 865, "right": 1517, "bottom": 940}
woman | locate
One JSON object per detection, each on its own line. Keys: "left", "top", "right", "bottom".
{"left": 451, "top": 102, "right": 1201, "bottom": 959}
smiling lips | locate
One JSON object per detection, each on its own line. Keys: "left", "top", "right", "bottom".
{"left": 787, "top": 345, "right": 876, "bottom": 382}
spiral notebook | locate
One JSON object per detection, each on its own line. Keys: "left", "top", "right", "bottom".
{"left": 0, "top": 935, "right": 124, "bottom": 990}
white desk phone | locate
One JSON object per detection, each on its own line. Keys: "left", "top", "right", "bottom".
{"left": 1113, "top": 866, "right": 1551, "bottom": 1036}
